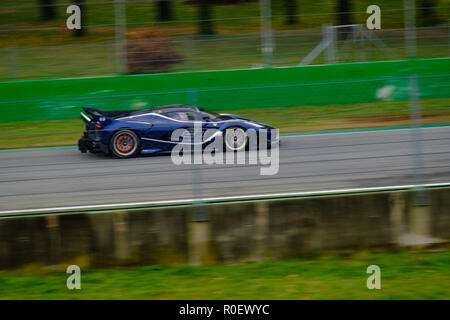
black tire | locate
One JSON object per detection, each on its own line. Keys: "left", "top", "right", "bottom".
{"left": 224, "top": 126, "right": 248, "bottom": 152}
{"left": 110, "top": 130, "right": 140, "bottom": 158}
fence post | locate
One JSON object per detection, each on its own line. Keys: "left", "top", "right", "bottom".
{"left": 45, "top": 215, "right": 61, "bottom": 269}
{"left": 113, "top": 211, "right": 130, "bottom": 264}
{"left": 186, "top": 35, "right": 195, "bottom": 72}
{"left": 186, "top": 89, "right": 211, "bottom": 265}
{"left": 260, "top": 0, "right": 274, "bottom": 67}
{"left": 408, "top": 74, "right": 435, "bottom": 238}
{"left": 408, "top": 74, "right": 427, "bottom": 205}
{"left": 7, "top": 47, "right": 19, "bottom": 80}
{"left": 187, "top": 88, "right": 198, "bottom": 107}
{"left": 114, "top": 0, "right": 127, "bottom": 74}
{"left": 324, "top": 25, "right": 336, "bottom": 64}
{"left": 187, "top": 89, "right": 207, "bottom": 222}
{"left": 404, "top": 0, "right": 417, "bottom": 58}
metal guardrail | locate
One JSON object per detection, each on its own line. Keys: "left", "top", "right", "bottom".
{"left": 0, "top": 182, "right": 449, "bottom": 218}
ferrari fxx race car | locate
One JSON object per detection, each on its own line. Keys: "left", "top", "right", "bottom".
{"left": 78, "top": 104, "right": 278, "bottom": 158}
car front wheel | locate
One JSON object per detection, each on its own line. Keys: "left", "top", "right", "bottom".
{"left": 224, "top": 127, "right": 248, "bottom": 151}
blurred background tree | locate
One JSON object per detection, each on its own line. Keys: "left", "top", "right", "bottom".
{"left": 335, "top": 0, "right": 353, "bottom": 26}
{"left": 39, "top": 0, "right": 56, "bottom": 21}
{"left": 199, "top": 0, "right": 214, "bottom": 35}
{"left": 335, "top": 0, "right": 353, "bottom": 39}
{"left": 417, "top": 0, "right": 441, "bottom": 26}
{"left": 156, "top": 0, "right": 173, "bottom": 21}
{"left": 284, "top": 0, "right": 298, "bottom": 25}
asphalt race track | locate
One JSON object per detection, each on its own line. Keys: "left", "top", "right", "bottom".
{"left": 0, "top": 126, "right": 449, "bottom": 212}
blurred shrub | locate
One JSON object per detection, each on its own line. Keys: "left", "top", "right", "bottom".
{"left": 126, "top": 30, "right": 183, "bottom": 74}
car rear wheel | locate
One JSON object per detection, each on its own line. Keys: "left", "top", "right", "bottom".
{"left": 110, "top": 130, "right": 139, "bottom": 158}
{"left": 224, "top": 127, "right": 248, "bottom": 151}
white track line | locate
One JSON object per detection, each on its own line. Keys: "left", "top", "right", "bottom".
{"left": 0, "top": 182, "right": 449, "bottom": 216}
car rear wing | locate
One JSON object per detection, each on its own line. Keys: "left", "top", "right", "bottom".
{"left": 81, "top": 107, "right": 108, "bottom": 122}
{"left": 80, "top": 107, "right": 115, "bottom": 127}
{"left": 80, "top": 111, "right": 92, "bottom": 123}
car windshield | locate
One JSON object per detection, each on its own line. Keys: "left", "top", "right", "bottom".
{"left": 165, "top": 111, "right": 197, "bottom": 121}
{"left": 199, "top": 108, "right": 220, "bottom": 120}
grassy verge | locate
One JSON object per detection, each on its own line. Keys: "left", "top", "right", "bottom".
{"left": 0, "top": 0, "right": 448, "bottom": 80}
{"left": 0, "top": 250, "right": 448, "bottom": 299}
{"left": 1, "top": 98, "right": 449, "bottom": 149}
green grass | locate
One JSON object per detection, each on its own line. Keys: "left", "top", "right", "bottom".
{"left": 0, "top": 250, "right": 449, "bottom": 299}
{"left": 0, "top": 0, "right": 448, "bottom": 80}
{"left": 1, "top": 98, "right": 449, "bottom": 149}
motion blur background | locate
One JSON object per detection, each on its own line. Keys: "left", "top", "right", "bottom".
{"left": 1, "top": 0, "right": 449, "bottom": 79}
{"left": 0, "top": 0, "right": 449, "bottom": 147}
{"left": 0, "top": 0, "right": 449, "bottom": 300}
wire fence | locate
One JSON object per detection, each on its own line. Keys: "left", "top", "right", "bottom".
{"left": 0, "top": 72, "right": 449, "bottom": 210}
{"left": 0, "top": 1, "right": 449, "bottom": 81}
{"left": 1, "top": 73, "right": 449, "bottom": 145}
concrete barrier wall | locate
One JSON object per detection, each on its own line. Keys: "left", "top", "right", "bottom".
{"left": 0, "top": 188, "right": 449, "bottom": 270}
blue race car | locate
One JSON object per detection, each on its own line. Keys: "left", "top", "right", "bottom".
{"left": 78, "top": 104, "right": 278, "bottom": 158}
